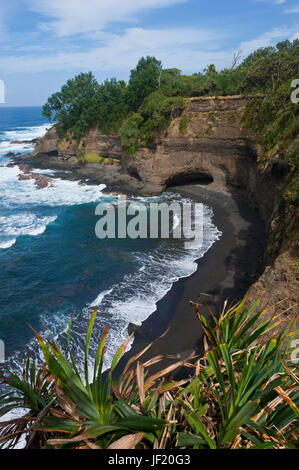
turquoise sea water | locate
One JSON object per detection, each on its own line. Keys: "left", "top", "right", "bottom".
{"left": 0, "top": 107, "right": 221, "bottom": 372}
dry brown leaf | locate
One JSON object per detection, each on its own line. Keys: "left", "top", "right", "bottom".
{"left": 136, "top": 361, "right": 145, "bottom": 404}
{"left": 47, "top": 432, "right": 90, "bottom": 446}
{"left": 108, "top": 433, "right": 145, "bottom": 449}
{"left": 274, "top": 386, "right": 299, "bottom": 413}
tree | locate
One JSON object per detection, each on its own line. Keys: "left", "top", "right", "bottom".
{"left": 276, "top": 40, "right": 292, "bottom": 52}
{"left": 42, "top": 72, "right": 100, "bottom": 140}
{"left": 241, "top": 46, "right": 276, "bottom": 68}
{"left": 96, "top": 78, "right": 128, "bottom": 134}
{"left": 228, "top": 50, "right": 242, "bottom": 73}
{"left": 204, "top": 64, "right": 217, "bottom": 76}
{"left": 127, "top": 56, "right": 162, "bottom": 111}
{"left": 159, "top": 69, "right": 188, "bottom": 97}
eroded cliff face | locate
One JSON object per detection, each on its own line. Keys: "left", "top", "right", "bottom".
{"left": 125, "top": 96, "right": 288, "bottom": 235}
{"left": 129, "top": 97, "right": 296, "bottom": 228}
{"left": 33, "top": 126, "right": 123, "bottom": 161}
{"left": 34, "top": 96, "right": 255, "bottom": 196}
{"left": 126, "top": 96, "right": 251, "bottom": 191}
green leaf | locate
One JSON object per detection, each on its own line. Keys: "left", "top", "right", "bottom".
{"left": 118, "top": 415, "right": 168, "bottom": 432}
{"left": 185, "top": 412, "right": 216, "bottom": 449}
{"left": 250, "top": 442, "right": 277, "bottom": 449}
{"left": 177, "top": 432, "right": 206, "bottom": 448}
{"left": 115, "top": 399, "right": 139, "bottom": 418}
{"left": 84, "top": 308, "right": 98, "bottom": 394}
{"left": 41, "top": 416, "right": 81, "bottom": 434}
{"left": 223, "top": 401, "right": 259, "bottom": 443}
{"left": 182, "top": 366, "right": 214, "bottom": 395}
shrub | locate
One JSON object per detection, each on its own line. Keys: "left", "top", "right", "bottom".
{"left": 119, "top": 113, "right": 144, "bottom": 156}
{"left": 78, "top": 152, "right": 107, "bottom": 164}
{"left": 83, "top": 152, "right": 101, "bottom": 163}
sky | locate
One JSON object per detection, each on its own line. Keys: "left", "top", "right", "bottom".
{"left": 0, "top": 0, "right": 298, "bottom": 106}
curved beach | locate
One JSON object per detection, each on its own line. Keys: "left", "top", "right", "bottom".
{"left": 114, "top": 183, "right": 266, "bottom": 377}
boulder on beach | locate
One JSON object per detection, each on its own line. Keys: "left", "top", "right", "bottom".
{"left": 127, "top": 323, "right": 142, "bottom": 337}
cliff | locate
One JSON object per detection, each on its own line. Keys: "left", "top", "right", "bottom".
{"left": 126, "top": 96, "right": 249, "bottom": 190}
{"left": 32, "top": 126, "right": 123, "bottom": 161}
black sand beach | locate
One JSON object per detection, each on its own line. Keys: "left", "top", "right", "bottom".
{"left": 115, "top": 183, "right": 266, "bottom": 377}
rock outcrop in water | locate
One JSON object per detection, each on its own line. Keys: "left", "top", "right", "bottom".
{"left": 17, "top": 167, "right": 54, "bottom": 189}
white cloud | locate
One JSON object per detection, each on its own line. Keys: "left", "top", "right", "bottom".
{"left": 26, "top": 0, "right": 188, "bottom": 37}
{"left": 1, "top": 23, "right": 299, "bottom": 76}
{"left": 239, "top": 25, "right": 298, "bottom": 56}
{"left": 1, "top": 2, "right": 299, "bottom": 79}
{"left": 0, "top": 27, "right": 230, "bottom": 74}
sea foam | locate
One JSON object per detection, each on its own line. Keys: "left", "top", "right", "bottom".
{"left": 0, "top": 164, "right": 107, "bottom": 249}
{"left": 0, "top": 124, "right": 49, "bottom": 156}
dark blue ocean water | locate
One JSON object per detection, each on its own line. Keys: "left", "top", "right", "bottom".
{"left": 0, "top": 106, "right": 221, "bottom": 372}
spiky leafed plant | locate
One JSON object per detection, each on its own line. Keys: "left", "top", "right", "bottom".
{"left": 175, "top": 298, "right": 299, "bottom": 449}
{"left": 1, "top": 308, "right": 188, "bottom": 449}
{"left": 0, "top": 297, "right": 298, "bottom": 449}
{"left": 0, "top": 357, "right": 55, "bottom": 448}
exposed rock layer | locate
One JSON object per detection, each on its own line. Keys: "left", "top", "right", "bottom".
{"left": 33, "top": 126, "right": 122, "bottom": 161}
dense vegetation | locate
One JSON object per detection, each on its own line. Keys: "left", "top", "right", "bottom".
{"left": 1, "top": 298, "right": 298, "bottom": 449}
{"left": 42, "top": 39, "right": 299, "bottom": 163}
{"left": 241, "top": 41, "right": 299, "bottom": 206}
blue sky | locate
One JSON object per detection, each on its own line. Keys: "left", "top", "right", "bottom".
{"left": 0, "top": 0, "right": 299, "bottom": 106}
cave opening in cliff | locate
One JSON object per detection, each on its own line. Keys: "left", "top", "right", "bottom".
{"left": 165, "top": 171, "right": 214, "bottom": 188}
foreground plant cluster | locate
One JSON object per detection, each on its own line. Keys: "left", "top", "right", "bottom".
{"left": 0, "top": 297, "right": 298, "bottom": 450}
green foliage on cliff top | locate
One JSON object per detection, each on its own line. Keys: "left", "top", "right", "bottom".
{"left": 241, "top": 41, "right": 299, "bottom": 159}
{"left": 42, "top": 39, "right": 299, "bottom": 159}
{"left": 119, "top": 92, "right": 185, "bottom": 155}
{"left": 42, "top": 72, "right": 100, "bottom": 141}
{"left": 241, "top": 40, "right": 299, "bottom": 207}
{"left": 126, "top": 56, "right": 163, "bottom": 112}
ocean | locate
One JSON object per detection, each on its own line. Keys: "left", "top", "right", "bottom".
{"left": 0, "top": 106, "right": 221, "bottom": 375}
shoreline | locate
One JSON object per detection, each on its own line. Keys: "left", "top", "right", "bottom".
{"left": 114, "top": 183, "right": 266, "bottom": 377}
{"left": 11, "top": 153, "right": 159, "bottom": 196}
